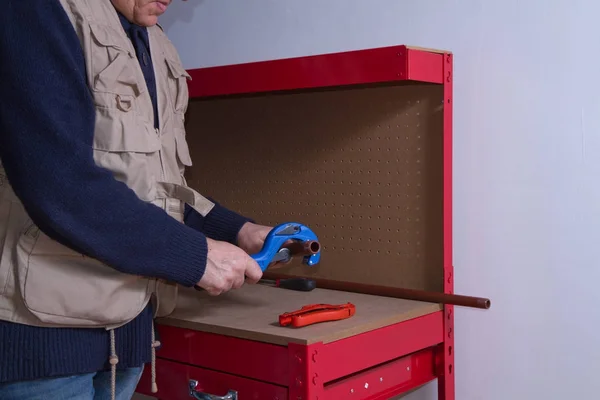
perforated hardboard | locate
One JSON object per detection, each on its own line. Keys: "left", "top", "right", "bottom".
{"left": 185, "top": 84, "right": 444, "bottom": 292}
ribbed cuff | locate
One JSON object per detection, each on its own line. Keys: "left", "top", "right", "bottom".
{"left": 156, "top": 223, "right": 208, "bottom": 287}
{"left": 202, "top": 203, "right": 254, "bottom": 244}
{"left": 184, "top": 202, "right": 254, "bottom": 245}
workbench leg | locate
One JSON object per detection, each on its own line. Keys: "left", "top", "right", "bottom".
{"left": 438, "top": 51, "right": 455, "bottom": 400}
{"left": 288, "top": 342, "right": 324, "bottom": 400}
{"left": 437, "top": 306, "right": 455, "bottom": 400}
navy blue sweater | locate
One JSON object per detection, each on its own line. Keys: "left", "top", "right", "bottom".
{"left": 0, "top": 1, "right": 251, "bottom": 383}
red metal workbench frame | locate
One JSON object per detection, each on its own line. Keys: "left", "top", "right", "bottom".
{"left": 136, "top": 44, "right": 454, "bottom": 400}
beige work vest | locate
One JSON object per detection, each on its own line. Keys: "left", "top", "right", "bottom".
{"left": 0, "top": 0, "right": 213, "bottom": 330}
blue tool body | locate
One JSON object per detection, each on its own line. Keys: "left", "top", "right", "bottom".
{"left": 251, "top": 222, "right": 321, "bottom": 271}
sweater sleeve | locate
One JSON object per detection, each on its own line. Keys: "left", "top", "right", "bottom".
{"left": 184, "top": 200, "right": 254, "bottom": 245}
{"left": 0, "top": 1, "right": 207, "bottom": 287}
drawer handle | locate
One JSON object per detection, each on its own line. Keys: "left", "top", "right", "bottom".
{"left": 189, "top": 380, "right": 238, "bottom": 400}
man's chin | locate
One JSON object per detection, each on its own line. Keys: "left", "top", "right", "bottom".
{"left": 137, "top": 15, "right": 160, "bottom": 27}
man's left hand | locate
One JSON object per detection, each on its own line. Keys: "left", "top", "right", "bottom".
{"left": 237, "top": 222, "right": 291, "bottom": 269}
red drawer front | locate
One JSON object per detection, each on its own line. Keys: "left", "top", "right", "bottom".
{"left": 137, "top": 358, "right": 288, "bottom": 400}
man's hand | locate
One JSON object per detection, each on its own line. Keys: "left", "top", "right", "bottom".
{"left": 196, "top": 238, "right": 263, "bottom": 296}
{"left": 237, "top": 222, "right": 272, "bottom": 254}
{"left": 237, "top": 222, "right": 293, "bottom": 269}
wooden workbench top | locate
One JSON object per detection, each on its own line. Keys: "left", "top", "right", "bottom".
{"left": 157, "top": 283, "right": 442, "bottom": 346}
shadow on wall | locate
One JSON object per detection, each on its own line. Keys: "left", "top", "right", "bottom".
{"left": 158, "top": 0, "right": 207, "bottom": 31}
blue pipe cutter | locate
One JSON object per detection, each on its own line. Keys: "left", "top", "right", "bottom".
{"left": 251, "top": 222, "right": 321, "bottom": 271}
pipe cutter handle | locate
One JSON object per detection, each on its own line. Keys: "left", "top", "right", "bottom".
{"left": 251, "top": 222, "right": 321, "bottom": 271}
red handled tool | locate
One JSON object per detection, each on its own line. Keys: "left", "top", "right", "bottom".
{"left": 279, "top": 303, "right": 356, "bottom": 328}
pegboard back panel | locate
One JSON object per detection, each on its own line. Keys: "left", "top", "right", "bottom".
{"left": 185, "top": 84, "right": 444, "bottom": 291}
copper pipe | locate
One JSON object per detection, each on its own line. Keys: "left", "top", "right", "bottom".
{"left": 281, "top": 240, "right": 320, "bottom": 255}
{"left": 261, "top": 271, "right": 491, "bottom": 310}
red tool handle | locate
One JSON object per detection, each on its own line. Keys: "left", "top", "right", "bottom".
{"left": 279, "top": 303, "right": 356, "bottom": 328}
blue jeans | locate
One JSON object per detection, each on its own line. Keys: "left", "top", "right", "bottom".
{"left": 0, "top": 367, "right": 143, "bottom": 400}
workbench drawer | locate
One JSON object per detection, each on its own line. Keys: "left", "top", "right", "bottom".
{"left": 138, "top": 358, "right": 288, "bottom": 400}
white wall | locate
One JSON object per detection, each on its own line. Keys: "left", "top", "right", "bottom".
{"left": 159, "top": 1, "right": 600, "bottom": 399}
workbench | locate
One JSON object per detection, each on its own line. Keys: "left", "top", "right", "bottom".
{"left": 135, "top": 44, "right": 455, "bottom": 400}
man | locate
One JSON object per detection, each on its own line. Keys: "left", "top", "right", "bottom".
{"left": 0, "top": 1, "right": 282, "bottom": 398}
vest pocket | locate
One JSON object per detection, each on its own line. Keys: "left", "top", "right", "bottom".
{"left": 165, "top": 57, "right": 191, "bottom": 114}
{"left": 0, "top": 196, "right": 30, "bottom": 298}
{"left": 92, "top": 112, "right": 162, "bottom": 202}
{"left": 0, "top": 202, "right": 12, "bottom": 295}
{"left": 17, "top": 229, "right": 152, "bottom": 327}
{"left": 88, "top": 23, "right": 144, "bottom": 111}
{"left": 175, "top": 128, "right": 193, "bottom": 167}
{"left": 94, "top": 52, "right": 140, "bottom": 97}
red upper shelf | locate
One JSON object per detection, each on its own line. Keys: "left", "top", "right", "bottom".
{"left": 186, "top": 45, "right": 449, "bottom": 98}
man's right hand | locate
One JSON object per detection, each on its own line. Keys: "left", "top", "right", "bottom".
{"left": 195, "top": 238, "right": 263, "bottom": 296}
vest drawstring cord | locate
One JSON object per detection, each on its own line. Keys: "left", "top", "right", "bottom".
{"left": 109, "top": 329, "right": 119, "bottom": 400}
{"left": 107, "top": 323, "right": 159, "bottom": 399}
{"left": 151, "top": 320, "right": 160, "bottom": 393}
